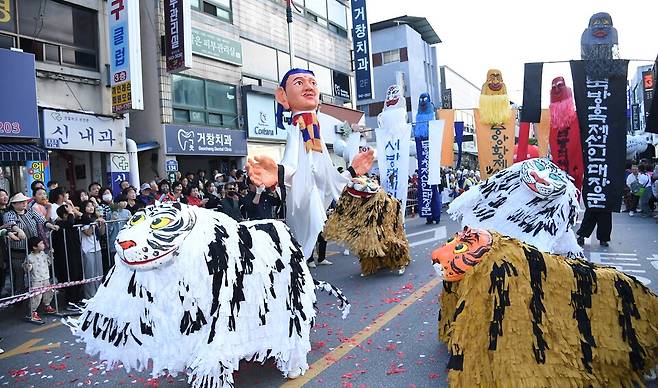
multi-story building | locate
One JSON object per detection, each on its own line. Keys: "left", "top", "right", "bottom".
{"left": 0, "top": 0, "right": 126, "bottom": 194}
{"left": 131, "top": 0, "right": 359, "bottom": 181}
{"left": 629, "top": 64, "right": 654, "bottom": 134}
{"left": 358, "top": 16, "right": 441, "bottom": 130}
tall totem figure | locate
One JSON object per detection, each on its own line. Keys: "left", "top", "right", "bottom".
{"left": 413, "top": 93, "right": 441, "bottom": 224}
{"left": 580, "top": 12, "right": 618, "bottom": 60}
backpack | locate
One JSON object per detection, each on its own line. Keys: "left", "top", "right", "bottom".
{"left": 629, "top": 176, "right": 645, "bottom": 197}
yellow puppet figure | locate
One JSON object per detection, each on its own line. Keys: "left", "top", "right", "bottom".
{"left": 478, "top": 69, "right": 512, "bottom": 126}
{"left": 432, "top": 227, "right": 658, "bottom": 388}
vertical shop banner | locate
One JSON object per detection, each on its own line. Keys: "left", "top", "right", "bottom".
{"left": 107, "top": 153, "right": 131, "bottom": 195}
{"left": 109, "top": 0, "right": 143, "bottom": 113}
{"left": 438, "top": 109, "right": 455, "bottom": 167}
{"left": 25, "top": 161, "right": 50, "bottom": 192}
{"left": 454, "top": 121, "right": 464, "bottom": 168}
{"left": 350, "top": 0, "right": 373, "bottom": 100}
{"left": 570, "top": 60, "right": 628, "bottom": 212}
{"left": 428, "top": 120, "right": 444, "bottom": 185}
{"left": 642, "top": 71, "right": 654, "bottom": 121}
{"left": 376, "top": 112, "right": 411, "bottom": 209}
{"left": 0, "top": 49, "right": 38, "bottom": 138}
{"left": 164, "top": 0, "right": 192, "bottom": 73}
{"left": 474, "top": 109, "right": 516, "bottom": 179}
{"left": 535, "top": 109, "right": 551, "bottom": 157}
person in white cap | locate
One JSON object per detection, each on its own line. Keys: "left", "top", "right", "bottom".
{"left": 3, "top": 192, "right": 59, "bottom": 293}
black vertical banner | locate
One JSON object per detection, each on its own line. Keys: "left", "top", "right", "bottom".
{"left": 570, "top": 59, "right": 629, "bottom": 212}
{"left": 520, "top": 62, "right": 543, "bottom": 123}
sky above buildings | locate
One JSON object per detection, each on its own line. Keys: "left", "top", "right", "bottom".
{"left": 368, "top": 0, "right": 658, "bottom": 106}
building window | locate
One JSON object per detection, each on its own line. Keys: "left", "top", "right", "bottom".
{"left": 172, "top": 75, "right": 238, "bottom": 129}
{"left": 273, "top": 0, "right": 347, "bottom": 38}
{"left": 382, "top": 49, "right": 400, "bottom": 64}
{"left": 192, "top": 0, "right": 232, "bottom": 23}
{"left": 0, "top": 0, "right": 98, "bottom": 70}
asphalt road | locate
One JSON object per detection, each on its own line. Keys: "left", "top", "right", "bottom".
{"left": 0, "top": 211, "right": 657, "bottom": 388}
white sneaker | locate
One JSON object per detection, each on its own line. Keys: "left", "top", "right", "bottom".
{"left": 287, "top": 369, "right": 302, "bottom": 379}
{"left": 318, "top": 259, "right": 333, "bottom": 265}
{"left": 396, "top": 267, "right": 406, "bottom": 276}
{"left": 307, "top": 261, "right": 316, "bottom": 268}
{"left": 0, "top": 348, "right": 4, "bottom": 354}
{"left": 343, "top": 249, "right": 350, "bottom": 256}
{"left": 629, "top": 211, "right": 634, "bottom": 217}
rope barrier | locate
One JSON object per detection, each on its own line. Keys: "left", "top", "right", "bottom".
{"left": 0, "top": 276, "right": 103, "bottom": 309}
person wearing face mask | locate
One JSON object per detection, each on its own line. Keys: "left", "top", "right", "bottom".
{"left": 204, "top": 180, "right": 223, "bottom": 210}
{"left": 220, "top": 183, "right": 243, "bottom": 221}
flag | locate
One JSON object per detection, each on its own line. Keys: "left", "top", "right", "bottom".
{"left": 438, "top": 109, "right": 455, "bottom": 167}
{"left": 454, "top": 121, "right": 464, "bottom": 169}
{"left": 474, "top": 109, "right": 517, "bottom": 179}
{"left": 520, "top": 62, "right": 544, "bottom": 123}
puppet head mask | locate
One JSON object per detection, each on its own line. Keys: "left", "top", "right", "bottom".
{"left": 346, "top": 176, "right": 380, "bottom": 198}
{"left": 550, "top": 77, "right": 572, "bottom": 103}
{"left": 520, "top": 158, "right": 568, "bottom": 199}
{"left": 384, "top": 85, "right": 405, "bottom": 110}
{"left": 431, "top": 227, "right": 493, "bottom": 282}
{"left": 482, "top": 69, "right": 507, "bottom": 96}
{"left": 418, "top": 93, "right": 431, "bottom": 113}
{"left": 116, "top": 202, "right": 197, "bottom": 270}
{"left": 588, "top": 12, "right": 614, "bottom": 40}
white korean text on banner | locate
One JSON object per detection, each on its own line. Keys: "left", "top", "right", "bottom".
{"left": 43, "top": 109, "right": 126, "bottom": 153}
{"left": 107, "top": 153, "right": 131, "bottom": 194}
{"left": 164, "top": 0, "right": 192, "bottom": 73}
{"left": 570, "top": 59, "right": 629, "bottom": 212}
{"left": 376, "top": 110, "right": 411, "bottom": 211}
{"left": 350, "top": 0, "right": 373, "bottom": 101}
{"left": 109, "top": 0, "right": 143, "bottom": 113}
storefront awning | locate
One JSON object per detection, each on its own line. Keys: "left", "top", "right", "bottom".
{"left": 137, "top": 142, "right": 160, "bottom": 152}
{"left": 0, "top": 144, "right": 48, "bottom": 162}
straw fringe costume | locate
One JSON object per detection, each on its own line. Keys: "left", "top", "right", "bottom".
{"left": 434, "top": 229, "right": 658, "bottom": 388}
{"left": 324, "top": 184, "right": 410, "bottom": 275}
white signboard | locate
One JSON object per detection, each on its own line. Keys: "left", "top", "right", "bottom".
{"left": 245, "top": 92, "right": 286, "bottom": 141}
{"left": 428, "top": 120, "right": 444, "bottom": 185}
{"left": 109, "top": 0, "right": 143, "bottom": 113}
{"left": 43, "top": 109, "right": 126, "bottom": 153}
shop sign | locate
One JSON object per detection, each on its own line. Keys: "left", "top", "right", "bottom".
{"left": 107, "top": 153, "right": 130, "bottom": 194}
{"left": 43, "top": 109, "right": 126, "bottom": 153}
{"left": 164, "top": 124, "right": 247, "bottom": 156}
{"left": 26, "top": 160, "right": 50, "bottom": 192}
{"left": 350, "top": 0, "right": 373, "bottom": 100}
{"left": 165, "top": 159, "right": 179, "bottom": 172}
{"left": 109, "top": 0, "right": 144, "bottom": 113}
{"left": 245, "top": 92, "right": 286, "bottom": 141}
{"left": 332, "top": 71, "right": 351, "bottom": 100}
{"left": 164, "top": 0, "right": 192, "bottom": 73}
{"left": 0, "top": 49, "right": 38, "bottom": 138}
{"left": 191, "top": 28, "right": 242, "bottom": 66}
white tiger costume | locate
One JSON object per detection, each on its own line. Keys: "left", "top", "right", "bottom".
{"left": 448, "top": 158, "right": 583, "bottom": 257}
{"left": 67, "top": 202, "right": 349, "bottom": 388}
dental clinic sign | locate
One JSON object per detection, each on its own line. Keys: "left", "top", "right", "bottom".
{"left": 164, "top": 124, "right": 247, "bottom": 156}
{"left": 109, "top": 0, "right": 143, "bottom": 113}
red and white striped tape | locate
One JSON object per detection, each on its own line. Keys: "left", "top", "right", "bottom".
{"left": 0, "top": 276, "right": 103, "bottom": 309}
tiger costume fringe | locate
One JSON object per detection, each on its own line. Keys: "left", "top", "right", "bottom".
{"left": 66, "top": 202, "right": 350, "bottom": 388}
{"left": 324, "top": 188, "right": 410, "bottom": 275}
{"left": 434, "top": 229, "right": 658, "bottom": 388}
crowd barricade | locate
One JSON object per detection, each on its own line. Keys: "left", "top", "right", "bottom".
{"left": 0, "top": 218, "right": 129, "bottom": 323}
{"left": 406, "top": 184, "right": 418, "bottom": 217}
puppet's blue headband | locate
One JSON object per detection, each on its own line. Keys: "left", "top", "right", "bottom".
{"left": 276, "top": 68, "right": 316, "bottom": 129}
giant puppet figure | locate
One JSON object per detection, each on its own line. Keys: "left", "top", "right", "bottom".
{"left": 246, "top": 68, "right": 374, "bottom": 259}
{"left": 413, "top": 92, "right": 442, "bottom": 224}
{"left": 580, "top": 12, "right": 618, "bottom": 60}
{"left": 433, "top": 227, "right": 658, "bottom": 387}
{"left": 376, "top": 84, "right": 412, "bottom": 211}
{"left": 548, "top": 76, "right": 584, "bottom": 190}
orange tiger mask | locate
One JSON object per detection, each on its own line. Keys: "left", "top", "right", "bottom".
{"left": 431, "top": 227, "right": 493, "bottom": 281}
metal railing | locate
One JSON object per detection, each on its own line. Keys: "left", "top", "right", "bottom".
{"left": 0, "top": 218, "right": 129, "bottom": 322}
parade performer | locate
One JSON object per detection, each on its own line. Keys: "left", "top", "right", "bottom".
{"left": 324, "top": 176, "right": 410, "bottom": 276}
{"left": 433, "top": 226, "right": 658, "bottom": 388}
{"left": 413, "top": 92, "right": 442, "bottom": 224}
{"left": 548, "top": 76, "right": 584, "bottom": 190}
{"left": 246, "top": 68, "right": 374, "bottom": 259}
{"left": 447, "top": 158, "right": 582, "bottom": 258}
{"left": 68, "top": 202, "right": 351, "bottom": 387}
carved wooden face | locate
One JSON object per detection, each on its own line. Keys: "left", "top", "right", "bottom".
{"left": 431, "top": 227, "right": 493, "bottom": 281}
{"left": 482, "top": 69, "right": 507, "bottom": 96}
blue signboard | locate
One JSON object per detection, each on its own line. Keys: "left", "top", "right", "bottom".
{"left": 0, "top": 49, "right": 39, "bottom": 138}
{"left": 108, "top": 172, "right": 130, "bottom": 196}
{"left": 164, "top": 124, "right": 247, "bottom": 156}
{"left": 165, "top": 160, "right": 179, "bottom": 172}
{"left": 350, "top": 0, "right": 373, "bottom": 101}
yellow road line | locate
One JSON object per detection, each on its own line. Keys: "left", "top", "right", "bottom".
{"left": 280, "top": 276, "right": 442, "bottom": 387}
{"left": 0, "top": 338, "right": 61, "bottom": 360}
{"left": 29, "top": 321, "right": 62, "bottom": 333}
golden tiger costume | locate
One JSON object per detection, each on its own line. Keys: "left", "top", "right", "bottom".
{"left": 433, "top": 227, "right": 658, "bottom": 388}
{"left": 324, "top": 177, "right": 410, "bottom": 276}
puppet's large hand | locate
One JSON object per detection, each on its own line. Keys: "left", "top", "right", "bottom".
{"left": 351, "top": 148, "right": 375, "bottom": 176}
{"left": 246, "top": 156, "right": 279, "bottom": 187}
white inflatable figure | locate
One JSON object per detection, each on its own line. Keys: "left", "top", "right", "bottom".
{"left": 67, "top": 202, "right": 350, "bottom": 388}
{"left": 376, "top": 84, "right": 412, "bottom": 210}
{"left": 448, "top": 158, "right": 583, "bottom": 258}
{"left": 626, "top": 133, "right": 651, "bottom": 160}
